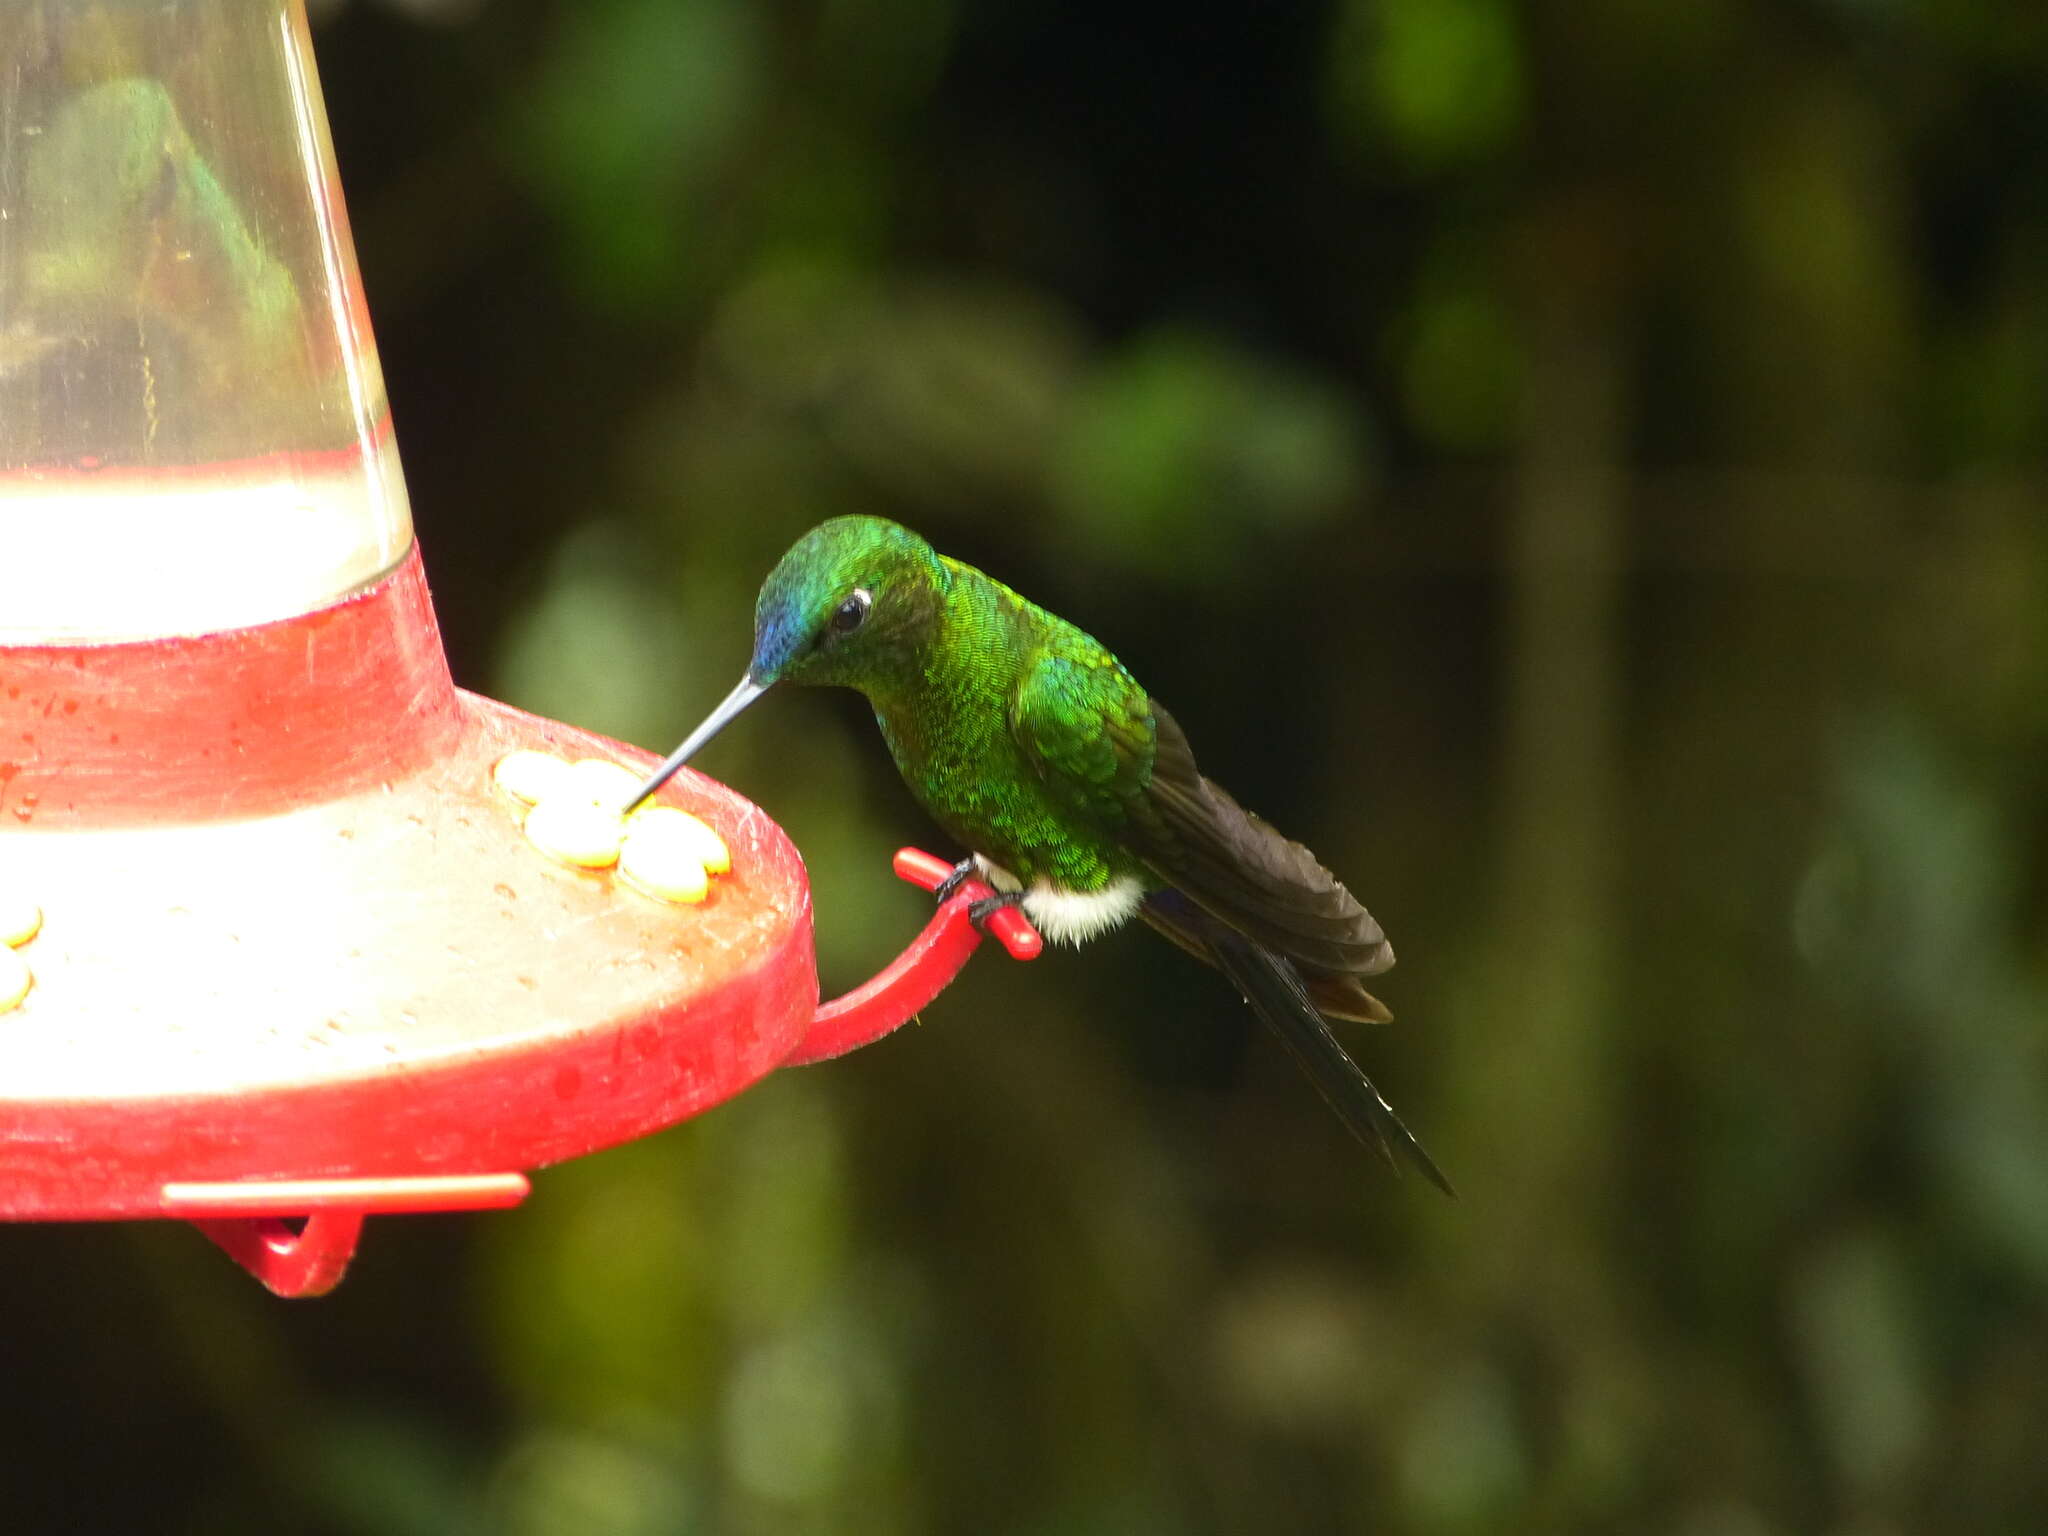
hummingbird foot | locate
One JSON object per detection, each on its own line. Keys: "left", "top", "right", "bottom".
{"left": 928, "top": 854, "right": 1034, "bottom": 939}
{"left": 931, "top": 857, "right": 980, "bottom": 907}
{"left": 966, "top": 891, "right": 1025, "bottom": 932}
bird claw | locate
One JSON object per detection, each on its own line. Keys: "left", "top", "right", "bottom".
{"left": 931, "top": 857, "right": 978, "bottom": 907}
{"left": 966, "top": 892, "right": 1023, "bottom": 932}
{"left": 922, "top": 855, "right": 1036, "bottom": 946}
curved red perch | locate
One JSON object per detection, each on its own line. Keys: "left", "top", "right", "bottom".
{"left": 789, "top": 848, "right": 1042, "bottom": 1065}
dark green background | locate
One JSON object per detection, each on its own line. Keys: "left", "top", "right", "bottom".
{"left": 7, "top": 1, "right": 2048, "bottom": 1531}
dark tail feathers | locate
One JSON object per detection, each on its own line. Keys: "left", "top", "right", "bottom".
{"left": 1165, "top": 896, "right": 1451, "bottom": 1195}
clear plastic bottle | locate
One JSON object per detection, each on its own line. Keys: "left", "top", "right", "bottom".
{"left": 0, "top": 0, "right": 412, "bottom": 639}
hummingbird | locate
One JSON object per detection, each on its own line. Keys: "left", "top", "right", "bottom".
{"left": 629, "top": 517, "right": 1451, "bottom": 1192}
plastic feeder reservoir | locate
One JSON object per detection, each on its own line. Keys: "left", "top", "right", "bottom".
{"left": 0, "top": 1, "right": 1035, "bottom": 1296}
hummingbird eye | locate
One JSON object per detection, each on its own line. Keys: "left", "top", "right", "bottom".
{"left": 830, "top": 589, "right": 872, "bottom": 635}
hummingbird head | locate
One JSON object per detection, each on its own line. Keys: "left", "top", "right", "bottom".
{"left": 748, "top": 516, "right": 950, "bottom": 694}
{"left": 626, "top": 517, "right": 950, "bottom": 811}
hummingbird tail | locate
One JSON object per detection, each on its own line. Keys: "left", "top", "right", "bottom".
{"left": 1204, "top": 924, "right": 1454, "bottom": 1196}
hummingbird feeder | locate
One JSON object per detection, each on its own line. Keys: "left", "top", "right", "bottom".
{"left": 0, "top": 0, "right": 1037, "bottom": 1296}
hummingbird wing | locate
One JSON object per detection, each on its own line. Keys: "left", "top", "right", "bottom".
{"left": 1009, "top": 660, "right": 1393, "bottom": 1012}
{"left": 1125, "top": 703, "right": 1395, "bottom": 981}
{"left": 1004, "top": 648, "right": 1158, "bottom": 829}
{"left": 1138, "top": 885, "right": 1391, "bottom": 1024}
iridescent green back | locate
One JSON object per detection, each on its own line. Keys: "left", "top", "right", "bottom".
{"left": 868, "top": 556, "right": 1158, "bottom": 894}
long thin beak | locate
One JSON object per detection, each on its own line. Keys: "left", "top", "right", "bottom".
{"left": 624, "top": 675, "right": 769, "bottom": 813}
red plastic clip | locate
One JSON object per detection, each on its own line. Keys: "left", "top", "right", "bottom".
{"left": 184, "top": 1211, "right": 367, "bottom": 1299}
{"left": 164, "top": 1173, "right": 530, "bottom": 1297}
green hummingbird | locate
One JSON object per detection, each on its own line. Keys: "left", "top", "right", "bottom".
{"left": 629, "top": 516, "right": 1450, "bottom": 1192}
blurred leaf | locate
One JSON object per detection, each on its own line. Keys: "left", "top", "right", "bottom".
{"left": 1396, "top": 1357, "right": 1530, "bottom": 1533}
{"left": 294, "top": 1408, "right": 486, "bottom": 1536}
{"left": 1800, "top": 713, "right": 2048, "bottom": 1276}
{"left": 485, "top": 1134, "right": 713, "bottom": 1425}
{"left": 1787, "top": 1227, "right": 1928, "bottom": 1495}
{"left": 1329, "top": 0, "right": 1526, "bottom": 172}
{"left": 515, "top": 0, "right": 765, "bottom": 308}
{"left": 718, "top": 1311, "right": 892, "bottom": 1508}
{"left": 488, "top": 1425, "right": 697, "bottom": 1536}
{"left": 701, "top": 1074, "right": 851, "bottom": 1329}
{"left": 821, "top": 277, "right": 1085, "bottom": 509}
{"left": 814, "top": 0, "right": 959, "bottom": 114}
{"left": 1047, "top": 327, "right": 1372, "bottom": 582}
{"left": 1930, "top": 246, "right": 2048, "bottom": 468}
{"left": 1391, "top": 238, "right": 1523, "bottom": 451}
{"left": 1208, "top": 1266, "right": 1375, "bottom": 1431}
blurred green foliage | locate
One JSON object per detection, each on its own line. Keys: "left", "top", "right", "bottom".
{"left": 6, "top": 0, "right": 2048, "bottom": 1532}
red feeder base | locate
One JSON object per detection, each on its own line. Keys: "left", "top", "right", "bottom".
{"left": 0, "top": 545, "right": 1036, "bottom": 1294}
